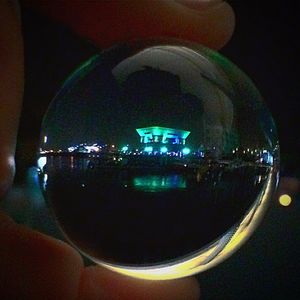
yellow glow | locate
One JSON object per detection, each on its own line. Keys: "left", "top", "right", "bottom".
{"left": 279, "top": 194, "right": 292, "bottom": 207}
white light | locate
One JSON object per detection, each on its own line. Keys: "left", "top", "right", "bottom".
{"left": 85, "top": 145, "right": 100, "bottom": 152}
{"left": 37, "top": 157, "right": 47, "bottom": 170}
{"left": 44, "top": 136, "right": 48, "bottom": 143}
{"left": 68, "top": 146, "right": 76, "bottom": 152}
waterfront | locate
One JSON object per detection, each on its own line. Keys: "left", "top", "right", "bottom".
{"left": 39, "top": 154, "right": 270, "bottom": 265}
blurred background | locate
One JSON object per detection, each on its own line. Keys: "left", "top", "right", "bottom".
{"left": 0, "top": 1, "right": 299, "bottom": 299}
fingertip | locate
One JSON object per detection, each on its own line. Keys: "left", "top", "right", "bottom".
{"left": 208, "top": 1, "right": 236, "bottom": 49}
{"left": 173, "top": 1, "right": 236, "bottom": 49}
{"left": 79, "top": 266, "right": 200, "bottom": 300}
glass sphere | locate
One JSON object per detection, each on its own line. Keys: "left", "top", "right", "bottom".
{"left": 37, "top": 39, "right": 279, "bottom": 280}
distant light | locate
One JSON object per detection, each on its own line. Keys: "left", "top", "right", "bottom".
{"left": 112, "top": 145, "right": 115, "bottom": 148}
{"left": 68, "top": 146, "right": 75, "bottom": 152}
{"left": 37, "top": 157, "right": 47, "bottom": 170}
{"left": 160, "top": 146, "right": 168, "bottom": 153}
{"left": 81, "top": 183, "right": 86, "bottom": 188}
{"left": 41, "top": 173, "right": 48, "bottom": 190}
{"left": 144, "top": 146, "right": 153, "bottom": 153}
{"left": 44, "top": 136, "right": 48, "bottom": 143}
{"left": 279, "top": 194, "right": 292, "bottom": 207}
{"left": 85, "top": 145, "right": 100, "bottom": 153}
{"left": 122, "top": 146, "right": 129, "bottom": 152}
{"left": 182, "top": 147, "right": 191, "bottom": 155}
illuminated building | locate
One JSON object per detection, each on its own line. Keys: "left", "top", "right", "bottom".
{"left": 136, "top": 126, "right": 191, "bottom": 154}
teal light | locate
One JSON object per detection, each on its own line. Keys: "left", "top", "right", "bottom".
{"left": 133, "top": 175, "right": 186, "bottom": 192}
{"left": 160, "top": 146, "right": 168, "bottom": 153}
{"left": 121, "top": 146, "right": 129, "bottom": 152}
{"left": 144, "top": 146, "right": 153, "bottom": 153}
{"left": 182, "top": 147, "right": 191, "bottom": 155}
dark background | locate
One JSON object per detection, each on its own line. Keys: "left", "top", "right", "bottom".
{"left": 12, "top": 1, "right": 300, "bottom": 299}
{"left": 200, "top": 2, "right": 300, "bottom": 299}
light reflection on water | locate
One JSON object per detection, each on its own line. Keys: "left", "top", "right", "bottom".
{"left": 133, "top": 175, "right": 187, "bottom": 192}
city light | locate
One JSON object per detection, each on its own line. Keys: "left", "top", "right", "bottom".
{"left": 160, "top": 146, "right": 168, "bottom": 153}
{"left": 85, "top": 145, "right": 100, "bottom": 153}
{"left": 37, "top": 156, "right": 47, "bottom": 170}
{"left": 122, "top": 146, "right": 129, "bottom": 152}
{"left": 144, "top": 146, "right": 153, "bottom": 153}
{"left": 182, "top": 147, "right": 191, "bottom": 155}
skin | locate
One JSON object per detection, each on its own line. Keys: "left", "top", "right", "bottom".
{"left": 0, "top": 1, "right": 236, "bottom": 299}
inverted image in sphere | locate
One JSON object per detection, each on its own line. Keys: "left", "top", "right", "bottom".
{"left": 37, "top": 39, "right": 279, "bottom": 280}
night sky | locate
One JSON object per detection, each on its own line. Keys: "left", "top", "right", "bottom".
{"left": 13, "top": 1, "right": 300, "bottom": 299}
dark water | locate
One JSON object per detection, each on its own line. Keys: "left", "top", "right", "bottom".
{"left": 40, "top": 155, "right": 269, "bottom": 266}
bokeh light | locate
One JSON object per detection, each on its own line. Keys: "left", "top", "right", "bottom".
{"left": 279, "top": 194, "right": 292, "bottom": 207}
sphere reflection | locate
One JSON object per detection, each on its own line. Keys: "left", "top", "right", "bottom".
{"left": 37, "top": 40, "right": 279, "bottom": 279}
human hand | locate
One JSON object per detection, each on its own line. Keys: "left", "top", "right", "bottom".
{"left": 0, "top": 1, "right": 235, "bottom": 299}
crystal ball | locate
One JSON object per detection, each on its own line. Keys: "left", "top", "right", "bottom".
{"left": 37, "top": 39, "right": 279, "bottom": 280}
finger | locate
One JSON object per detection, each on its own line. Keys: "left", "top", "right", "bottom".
{"left": 0, "top": 0, "right": 24, "bottom": 197}
{"left": 25, "top": 0, "right": 235, "bottom": 50}
{"left": 0, "top": 211, "right": 83, "bottom": 300}
{"left": 78, "top": 266, "right": 200, "bottom": 300}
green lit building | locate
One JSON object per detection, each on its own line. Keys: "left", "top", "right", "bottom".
{"left": 136, "top": 126, "right": 191, "bottom": 154}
